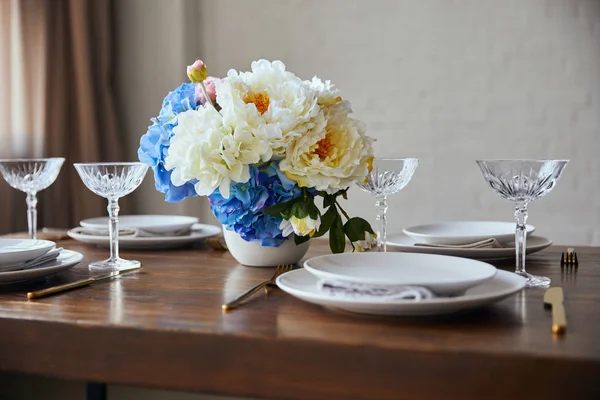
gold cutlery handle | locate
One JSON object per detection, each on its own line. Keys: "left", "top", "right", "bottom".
{"left": 28, "top": 278, "right": 94, "bottom": 299}
{"left": 552, "top": 304, "right": 567, "bottom": 334}
{"left": 222, "top": 280, "right": 270, "bottom": 310}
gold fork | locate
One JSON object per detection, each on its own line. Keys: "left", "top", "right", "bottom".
{"left": 222, "top": 264, "right": 293, "bottom": 310}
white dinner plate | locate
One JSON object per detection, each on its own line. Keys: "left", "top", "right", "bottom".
{"left": 0, "top": 239, "right": 56, "bottom": 266}
{"left": 403, "top": 221, "right": 535, "bottom": 245}
{"left": 67, "top": 223, "right": 221, "bottom": 250}
{"left": 277, "top": 268, "right": 525, "bottom": 316}
{"left": 387, "top": 234, "right": 552, "bottom": 260}
{"left": 80, "top": 215, "right": 199, "bottom": 234}
{"left": 303, "top": 252, "right": 497, "bottom": 296}
{"left": 0, "top": 249, "right": 83, "bottom": 284}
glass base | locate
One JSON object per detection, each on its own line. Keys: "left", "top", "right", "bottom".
{"left": 89, "top": 258, "right": 140, "bottom": 272}
{"left": 516, "top": 271, "right": 551, "bottom": 288}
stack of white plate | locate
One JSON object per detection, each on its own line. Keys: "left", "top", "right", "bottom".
{"left": 276, "top": 252, "right": 526, "bottom": 316}
{"left": 67, "top": 215, "right": 221, "bottom": 250}
{"left": 0, "top": 239, "right": 83, "bottom": 284}
{"left": 387, "top": 221, "right": 552, "bottom": 260}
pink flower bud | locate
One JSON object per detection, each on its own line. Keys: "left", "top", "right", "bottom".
{"left": 187, "top": 59, "right": 208, "bottom": 83}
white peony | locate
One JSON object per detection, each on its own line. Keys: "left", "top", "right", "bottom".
{"left": 165, "top": 106, "right": 271, "bottom": 198}
{"left": 215, "top": 60, "right": 325, "bottom": 158}
{"left": 279, "top": 103, "right": 374, "bottom": 193}
{"left": 305, "top": 76, "right": 342, "bottom": 107}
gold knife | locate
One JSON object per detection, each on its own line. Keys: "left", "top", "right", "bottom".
{"left": 543, "top": 287, "right": 567, "bottom": 334}
{"left": 27, "top": 267, "right": 142, "bottom": 299}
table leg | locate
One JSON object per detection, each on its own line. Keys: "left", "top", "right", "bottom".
{"left": 86, "top": 382, "right": 107, "bottom": 400}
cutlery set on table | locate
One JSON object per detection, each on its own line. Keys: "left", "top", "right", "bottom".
{"left": 0, "top": 159, "right": 222, "bottom": 298}
{"left": 223, "top": 158, "right": 572, "bottom": 335}
{"left": 226, "top": 221, "right": 549, "bottom": 317}
{"left": 0, "top": 157, "right": 572, "bottom": 335}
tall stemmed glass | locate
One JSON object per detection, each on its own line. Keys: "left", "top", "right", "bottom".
{"left": 74, "top": 162, "right": 148, "bottom": 271}
{"left": 477, "top": 160, "right": 568, "bottom": 288}
{"left": 0, "top": 158, "right": 65, "bottom": 239}
{"left": 358, "top": 158, "right": 419, "bottom": 252}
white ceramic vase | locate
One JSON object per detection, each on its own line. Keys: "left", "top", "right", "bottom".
{"left": 222, "top": 227, "right": 310, "bottom": 267}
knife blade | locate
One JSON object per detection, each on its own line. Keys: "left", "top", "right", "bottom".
{"left": 543, "top": 287, "right": 567, "bottom": 334}
{"left": 27, "top": 267, "right": 142, "bottom": 299}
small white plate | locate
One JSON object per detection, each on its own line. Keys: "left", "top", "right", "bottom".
{"left": 0, "top": 249, "right": 83, "bottom": 284}
{"left": 403, "top": 221, "right": 535, "bottom": 245}
{"left": 0, "top": 239, "right": 56, "bottom": 266}
{"left": 387, "top": 233, "right": 552, "bottom": 260}
{"left": 80, "top": 215, "right": 199, "bottom": 234}
{"left": 67, "top": 223, "right": 221, "bottom": 250}
{"left": 303, "top": 252, "right": 497, "bottom": 296}
{"left": 277, "top": 268, "right": 525, "bottom": 316}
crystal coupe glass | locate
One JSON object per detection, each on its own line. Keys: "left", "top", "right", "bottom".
{"left": 358, "top": 158, "right": 419, "bottom": 252}
{"left": 477, "top": 160, "right": 568, "bottom": 288}
{"left": 74, "top": 162, "right": 148, "bottom": 271}
{"left": 0, "top": 158, "right": 65, "bottom": 239}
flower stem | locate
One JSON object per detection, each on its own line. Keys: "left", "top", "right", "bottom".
{"left": 200, "top": 81, "right": 214, "bottom": 108}
{"left": 335, "top": 199, "right": 351, "bottom": 221}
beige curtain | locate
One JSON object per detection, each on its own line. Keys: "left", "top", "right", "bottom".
{"left": 0, "top": 0, "right": 129, "bottom": 234}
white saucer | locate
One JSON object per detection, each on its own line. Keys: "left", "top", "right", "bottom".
{"left": 403, "top": 221, "right": 535, "bottom": 245}
{"left": 276, "top": 268, "right": 525, "bottom": 316}
{"left": 387, "top": 233, "right": 552, "bottom": 260}
{"left": 67, "top": 223, "right": 221, "bottom": 250}
{"left": 0, "top": 239, "right": 56, "bottom": 266}
{"left": 80, "top": 215, "right": 199, "bottom": 234}
{"left": 304, "top": 252, "right": 497, "bottom": 296}
{"left": 0, "top": 249, "right": 83, "bottom": 284}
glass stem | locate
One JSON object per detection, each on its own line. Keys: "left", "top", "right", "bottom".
{"left": 375, "top": 195, "right": 388, "bottom": 252}
{"left": 108, "top": 198, "right": 120, "bottom": 262}
{"left": 514, "top": 202, "right": 528, "bottom": 276}
{"left": 26, "top": 192, "right": 38, "bottom": 239}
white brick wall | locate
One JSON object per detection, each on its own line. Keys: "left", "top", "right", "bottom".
{"left": 122, "top": 0, "right": 600, "bottom": 245}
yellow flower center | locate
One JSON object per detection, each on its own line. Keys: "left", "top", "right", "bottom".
{"left": 313, "top": 133, "right": 334, "bottom": 160}
{"left": 244, "top": 92, "right": 270, "bottom": 114}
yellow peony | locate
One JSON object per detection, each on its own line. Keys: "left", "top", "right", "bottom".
{"left": 279, "top": 102, "right": 374, "bottom": 193}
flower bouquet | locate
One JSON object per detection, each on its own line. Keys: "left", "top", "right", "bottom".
{"left": 138, "top": 59, "right": 376, "bottom": 258}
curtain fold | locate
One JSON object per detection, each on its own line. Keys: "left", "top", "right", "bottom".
{"left": 0, "top": 0, "right": 130, "bottom": 234}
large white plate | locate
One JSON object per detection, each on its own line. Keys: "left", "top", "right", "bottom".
{"left": 303, "top": 252, "right": 497, "bottom": 297}
{"left": 403, "top": 221, "right": 535, "bottom": 245}
{"left": 67, "top": 223, "right": 221, "bottom": 250}
{"left": 387, "top": 233, "right": 552, "bottom": 260}
{"left": 0, "top": 239, "right": 55, "bottom": 266}
{"left": 0, "top": 249, "right": 83, "bottom": 284}
{"left": 80, "top": 214, "right": 199, "bottom": 234}
{"left": 277, "top": 268, "right": 525, "bottom": 316}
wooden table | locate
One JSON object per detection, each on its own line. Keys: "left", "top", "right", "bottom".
{"left": 0, "top": 239, "right": 599, "bottom": 400}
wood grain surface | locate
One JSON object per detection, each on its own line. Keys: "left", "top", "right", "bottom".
{"left": 0, "top": 238, "right": 599, "bottom": 399}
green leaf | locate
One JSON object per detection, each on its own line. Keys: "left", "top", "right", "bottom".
{"left": 290, "top": 200, "right": 309, "bottom": 219}
{"left": 294, "top": 234, "right": 311, "bottom": 245}
{"left": 313, "top": 205, "right": 337, "bottom": 238}
{"left": 329, "top": 215, "right": 346, "bottom": 254}
{"left": 263, "top": 198, "right": 296, "bottom": 217}
{"left": 306, "top": 200, "right": 320, "bottom": 220}
{"left": 343, "top": 217, "right": 375, "bottom": 242}
{"left": 323, "top": 194, "right": 334, "bottom": 209}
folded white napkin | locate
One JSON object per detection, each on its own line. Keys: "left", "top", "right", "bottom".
{"left": 414, "top": 238, "right": 503, "bottom": 249}
{"left": 0, "top": 247, "right": 63, "bottom": 272}
{"left": 70, "top": 227, "right": 190, "bottom": 237}
{"left": 318, "top": 279, "right": 435, "bottom": 301}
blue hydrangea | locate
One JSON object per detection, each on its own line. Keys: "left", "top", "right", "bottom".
{"left": 209, "top": 162, "right": 307, "bottom": 247}
{"left": 138, "top": 83, "right": 200, "bottom": 202}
